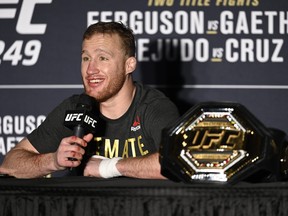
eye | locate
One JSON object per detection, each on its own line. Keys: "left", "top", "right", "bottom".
{"left": 99, "top": 56, "right": 108, "bottom": 61}
{"left": 82, "top": 56, "right": 90, "bottom": 62}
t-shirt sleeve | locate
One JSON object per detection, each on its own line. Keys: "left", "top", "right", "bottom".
{"left": 143, "top": 98, "right": 180, "bottom": 149}
{"left": 27, "top": 97, "right": 76, "bottom": 154}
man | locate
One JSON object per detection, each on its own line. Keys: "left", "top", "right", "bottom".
{"left": 0, "top": 22, "right": 179, "bottom": 179}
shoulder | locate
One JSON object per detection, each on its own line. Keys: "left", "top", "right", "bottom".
{"left": 39, "top": 93, "right": 86, "bottom": 124}
{"left": 51, "top": 94, "right": 85, "bottom": 112}
{"left": 136, "top": 82, "right": 177, "bottom": 108}
{"left": 135, "top": 82, "right": 171, "bottom": 103}
{"left": 134, "top": 82, "right": 179, "bottom": 118}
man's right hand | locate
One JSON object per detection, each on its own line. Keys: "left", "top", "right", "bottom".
{"left": 53, "top": 133, "right": 94, "bottom": 170}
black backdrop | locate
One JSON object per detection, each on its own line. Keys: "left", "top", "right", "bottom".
{"left": 0, "top": 0, "right": 288, "bottom": 163}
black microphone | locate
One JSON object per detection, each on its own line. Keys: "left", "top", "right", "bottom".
{"left": 63, "top": 94, "right": 99, "bottom": 174}
{"left": 64, "top": 94, "right": 98, "bottom": 139}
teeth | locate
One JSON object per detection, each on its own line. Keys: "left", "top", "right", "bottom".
{"left": 90, "top": 79, "right": 102, "bottom": 83}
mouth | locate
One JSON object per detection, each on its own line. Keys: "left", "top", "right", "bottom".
{"left": 87, "top": 77, "right": 105, "bottom": 86}
{"left": 89, "top": 79, "right": 103, "bottom": 84}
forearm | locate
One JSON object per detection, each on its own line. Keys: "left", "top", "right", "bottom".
{"left": 1, "top": 149, "right": 58, "bottom": 178}
{"left": 116, "top": 152, "right": 166, "bottom": 179}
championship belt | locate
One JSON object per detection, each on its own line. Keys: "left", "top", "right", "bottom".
{"left": 160, "top": 102, "right": 288, "bottom": 184}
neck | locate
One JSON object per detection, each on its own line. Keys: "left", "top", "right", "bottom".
{"left": 100, "top": 78, "right": 136, "bottom": 119}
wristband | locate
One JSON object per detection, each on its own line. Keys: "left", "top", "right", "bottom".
{"left": 98, "top": 157, "right": 122, "bottom": 178}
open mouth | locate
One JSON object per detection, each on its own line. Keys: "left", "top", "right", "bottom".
{"left": 87, "top": 77, "right": 105, "bottom": 86}
{"left": 89, "top": 79, "right": 103, "bottom": 84}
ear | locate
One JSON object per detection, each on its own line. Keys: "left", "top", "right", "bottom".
{"left": 125, "top": 57, "right": 137, "bottom": 74}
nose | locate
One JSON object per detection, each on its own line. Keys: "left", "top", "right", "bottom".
{"left": 86, "top": 59, "right": 100, "bottom": 75}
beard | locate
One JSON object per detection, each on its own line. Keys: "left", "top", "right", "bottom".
{"left": 93, "top": 73, "right": 127, "bottom": 102}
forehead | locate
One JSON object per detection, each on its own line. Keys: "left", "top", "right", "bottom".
{"left": 82, "top": 33, "right": 123, "bottom": 51}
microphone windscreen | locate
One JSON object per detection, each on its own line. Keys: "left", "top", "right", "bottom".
{"left": 76, "top": 94, "right": 97, "bottom": 111}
